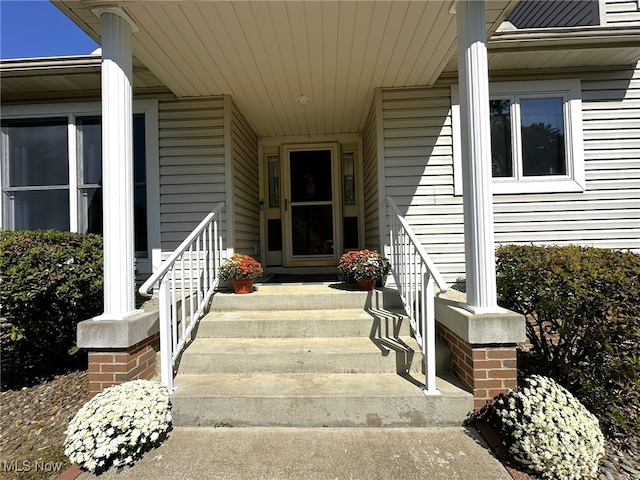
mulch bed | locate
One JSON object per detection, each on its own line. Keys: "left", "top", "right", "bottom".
{"left": 475, "top": 423, "right": 534, "bottom": 480}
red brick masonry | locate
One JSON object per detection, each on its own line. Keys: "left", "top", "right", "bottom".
{"left": 87, "top": 333, "right": 159, "bottom": 395}
{"left": 437, "top": 323, "right": 517, "bottom": 409}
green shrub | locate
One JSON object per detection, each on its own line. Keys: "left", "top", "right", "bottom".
{"left": 496, "top": 244, "right": 640, "bottom": 447}
{"left": 0, "top": 230, "right": 103, "bottom": 388}
{"left": 484, "top": 375, "right": 605, "bottom": 480}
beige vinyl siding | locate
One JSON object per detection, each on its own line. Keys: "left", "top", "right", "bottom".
{"left": 492, "top": 64, "right": 640, "bottom": 249}
{"left": 508, "top": 0, "right": 600, "bottom": 28}
{"left": 158, "top": 96, "right": 227, "bottom": 249}
{"left": 605, "top": 0, "right": 640, "bottom": 24}
{"left": 362, "top": 101, "right": 380, "bottom": 250}
{"left": 381, "top": 87, "right": 465, "bottom": 282}
{"left": 231, "top": 101, "right": 260, "bottom": 257}
{"left": 381, "top": 62, "right": 640, "bottom": 283}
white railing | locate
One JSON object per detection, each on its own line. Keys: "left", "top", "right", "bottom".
{"left": 139, "top": 202, "right": 225, "bottom": 392}
{"left": 386, "top": 196, "right": 448, "bottom": 396}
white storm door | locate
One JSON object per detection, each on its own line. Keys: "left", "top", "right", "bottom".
{"left": 282, "top": 144, "right": 341, "bottom": 266}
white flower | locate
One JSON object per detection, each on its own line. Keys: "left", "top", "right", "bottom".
{"left": 64, "top": 380, "right": 171, "bottom": 473}
{"left": 492, "top": 375, "right": 604, "bottom": 480}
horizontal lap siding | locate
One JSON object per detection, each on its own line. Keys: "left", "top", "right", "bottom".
{"left": 382, "top": 87, "right": 465, "bottom": 282}
{"left": 231, "top": 103, "right": 259, "bottom": 257}
{"left": 363, "top": 102, "right": 380, "bottom": 250}
{"left": 495, "top": 65, "right": 640, "bottom": 249}
{"left": 381, "top": 63, "right": 640, "bottom": 283}
{"left": 159, "top": 97, "right": 226, "bottom": 249}
{"left": 605, "top": 0, "right": 640, "bottom": 25}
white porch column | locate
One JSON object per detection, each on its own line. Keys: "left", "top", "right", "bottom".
{"left": 94, "top": 8, "right": 140, "bottom": 320}
{"left": 456, "top": 0, "right": 499, "bottom": 313}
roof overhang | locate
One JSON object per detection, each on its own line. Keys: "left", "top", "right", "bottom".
{"left": 443, "top": 24, "right": 640, "bottom": 73}
{"left": 51, "top": 0, "right": 516, "bottom": 137}
{"left": 0, "top": 54, "right": 167, "bottom": 102}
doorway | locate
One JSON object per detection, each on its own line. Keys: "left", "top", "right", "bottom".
{"left": 282, "top": 144, "right": 341, "bottom": 266}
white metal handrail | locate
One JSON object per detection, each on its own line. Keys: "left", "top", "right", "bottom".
{"left": 139, "top": 202, "right": 225, "bottom": 391}
{"left": 386, "top": 196, "right": 448, "bottom": 395}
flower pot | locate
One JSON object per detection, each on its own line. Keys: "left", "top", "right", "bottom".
{"left": 356, "top": 279, "right": 376, "bottom": 291}
{"left": 232, "top": 278, "right": 254, "bottom": 294}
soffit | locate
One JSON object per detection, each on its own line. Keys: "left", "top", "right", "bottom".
{"left": 55, "top": 1, "right": 516, "bottom": 137}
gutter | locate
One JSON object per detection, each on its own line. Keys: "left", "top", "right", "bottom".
{"left": 489, "top": 25, "right": 640, "bottom": 52}
{"left": 0, "top": 56, "right": 101, "bottom": 75}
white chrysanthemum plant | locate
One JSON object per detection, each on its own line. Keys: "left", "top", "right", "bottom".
{"left": 64, "top": 379, "right": 172, "bottom": 473}
{"left": 492, "top": 375, "right": 605, "bottom": 480}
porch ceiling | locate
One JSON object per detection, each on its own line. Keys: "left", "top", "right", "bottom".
{"left": 55, "top": 0, "right": 516, "bottom": 137}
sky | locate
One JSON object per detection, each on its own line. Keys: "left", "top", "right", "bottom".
{"left": 0, "top": 0, "right": 99, "bottom": 59}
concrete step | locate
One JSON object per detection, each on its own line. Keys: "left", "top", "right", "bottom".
{"left": 178, "top": 336, "right": 428, "bottom": 374}
{"left": 210, "top": 284, "right": 403, "bottom": 311}
{"left": 171, "top": 372, "right": 473, "bottom": 428}
{"left": 197, "top": 308, "right": 412, "bottom": 338}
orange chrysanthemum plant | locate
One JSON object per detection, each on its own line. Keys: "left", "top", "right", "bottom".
{"left": 219, "top": 253, "right": 264, "bottom": 281}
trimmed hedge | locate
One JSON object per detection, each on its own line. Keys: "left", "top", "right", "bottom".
{"left": 496, "top": 244, "right": 640, "bottom": 447}
{"left": 0, "top": 230, "right": 103, "bottom": 389}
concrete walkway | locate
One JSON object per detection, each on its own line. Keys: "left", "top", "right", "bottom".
{"left": 76, "top": 427, "right": 511, "bottom": 480}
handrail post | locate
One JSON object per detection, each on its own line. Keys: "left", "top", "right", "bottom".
{"left": 386, "top": 195, "right": 445, "bottom": 396}
{"left": 158, "top": 279, "right": 174, "bottom": 392}
{"left": 138, "top": 202, "right": 225, "bottom": 394}
{"left": 424, "top": 274, "right": 437, "bottom": 395}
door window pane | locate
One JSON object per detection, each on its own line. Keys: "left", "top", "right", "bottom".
{"left": 489, "top": 99, "right": 513, "bottom": 177}
{"left": 13, "top": 190, "right": 70, "bottom": 230}
{"left": 267, "top": 154, "right": 280, "bottom": 207}
{"left": 290, "top": 150, "right": 332, "bottom": 202}
{"left": 342, "top": 151, "right": 356, "bottom": 204}
{"left": 521, "top": 97, "right": 566, "bottom": 176}
{"left": 291, "top": 205, "right": 334, "bottom": 256}
{"left": 5, "top": 118, "right": 68, "bottom": 187}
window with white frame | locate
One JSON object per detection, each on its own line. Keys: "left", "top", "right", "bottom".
{"left": 1, "top": 101, "right": 158, "bottom": 262}
{"left": 452, "top": 79, "right": 585, "bottom": 195}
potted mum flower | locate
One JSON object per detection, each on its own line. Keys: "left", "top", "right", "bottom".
{"left": 338, "top": 249, "right": 391, "bottom": 290}
{"left": 219, "top": 253, "right": 264, "bottom": 294}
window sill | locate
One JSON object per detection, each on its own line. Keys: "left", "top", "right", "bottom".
{"left": 492, "top": 178, "right": 585, "bottom": 195}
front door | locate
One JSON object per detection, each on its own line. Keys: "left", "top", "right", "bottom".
{"left": 282, "top": 144, "right": 341, "bottom": 266}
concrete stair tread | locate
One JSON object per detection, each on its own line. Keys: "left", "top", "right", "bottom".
{"left": 210, "top": 285, "right": 402, "bottom": 311}
{"left": 203, "top": 309, "right": 399, "bottom": 321}
{"left": 170, "top": 373, "right": 473, "bottom": 427}
{"left": 198, "top": 308, "right": 410, "bottom": 339}
{"left": 184, "top": 336, "right": 418, "bottom": 355}
{"left": 223, "top": 284, "right": 373, "bottom": 295}
{"left": 173, "top": 372, "right": 469, "bottom": 398}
